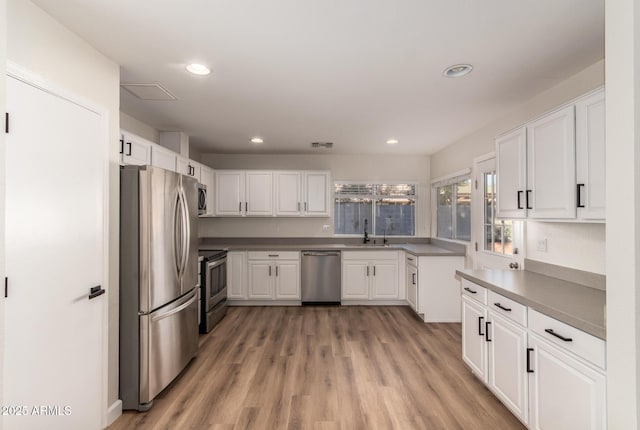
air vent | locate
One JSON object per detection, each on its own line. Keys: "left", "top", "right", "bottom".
{"left": 311, "top": 142, "right": 334, "bottom": 149}
{"left": 120, "top": 83, "right": 177, "bottom": 101}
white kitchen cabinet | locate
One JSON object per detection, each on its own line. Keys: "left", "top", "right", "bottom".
{"left": 406, "top": 256, "right": 418, "bottom": 311}
{"left": 413, "top": 256, "right": 464, "bottom": 322}
{"left": 526, "top": 105, "right": 576, "bottom": 219}
{"left": 462, "top": 295, "right": 489, "bottom": 383}
{"left": 247, "top": 252, "right": 300, "bottom": 301}
{"left": 528, "top": 334, "right": 606, "bottom": 430}
{"left": 341, "top": 251, "right": 400, "bottom": 301}
{"left": 496, "top": 127, "right": 527, "bottom": 219}
{"left": 215, "top": 170, "right": 273, "bottom": 216}
{"left": 275, "top": 171, "right": 302, "bottom": 216}
{"left": 215, "top": 171, "right": 245, "bottom": 216}
{"left": 120, "top": 132, "right": 151, "bottom": 166}
{"left": 227, "top": 251, "right": 246, "bottom": 300}
{"left": 177, "top": 156, "right": 201, "bottom": 181}
{"left": 199, "top": 166, "right": 215, "bottom": 216}
{"left": 245, "top": 171, "right": 273, "bottom": 216}
{"left": 576, "top": 88, "right": 606, "bottom": 221}
{"left": 303, "top": 171, "right": 331, "bottom": 216}
{"left": 150, "top": 143, "right": 177, "bottom": 172}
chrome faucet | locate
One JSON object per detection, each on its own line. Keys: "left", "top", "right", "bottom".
{"left": 363, "top": 219, "right": 370, "bottom": 244}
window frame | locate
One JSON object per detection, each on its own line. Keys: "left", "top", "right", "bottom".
{"left": 333, "top": 181, "right": 418, "bottom": 238}
{"left": 431, "top": 170, "right": 472, "bottom": 244}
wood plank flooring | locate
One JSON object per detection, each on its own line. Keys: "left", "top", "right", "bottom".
{"left": 110, "top": 306, "right": 525, "bottom": 430}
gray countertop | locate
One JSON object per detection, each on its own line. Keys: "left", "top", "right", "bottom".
{"left": 456, "top": 269, "right": 606, "bottom": 340}
{"left": 200, "top": 242, "right": 465, "bottom": 256}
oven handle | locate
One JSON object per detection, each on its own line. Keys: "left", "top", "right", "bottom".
{"left": 207, "top": 257, "right": 227, "bottom": 270}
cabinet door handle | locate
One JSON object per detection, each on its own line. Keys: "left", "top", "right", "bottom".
{"left": 478, "top": 316, "right": 485, "bottom": 336}
{"left": 494, "top": 302, "right": 512, "bottom": 312}
{"left": 297, "top": 202, "right": 300, "bottom": 211}
{"left": 526, "top": 348, "right": 534, "bottom": 373}
{"left": 544, "top": 328, "right": 573, "bottom": 342}
{"left": 305, "top": 202, "right": 308, "bottom": 212}
{"left": 126, "top": 141, "right": 132, "bottom": 156}
{"left": 88, "top": 285, "right": 105, "bottom": 300}
{"left": 577, "top": 183, "right": 585, "bottom": 208}
{"left": 119, "top": 139, "right": 124, "bottom": 154}
{"left": 275, "top": 266, "right": 279, "bottom": 277}
{"left": 412, "top": 273, "right": 416, "bottom": 285}
{"left": 373, "top": 266, "right": 376, "bottom": 276}
{"left": 526, "top": 190, "right": 532, "bottom": 209}
{"left": 464, "top": 287, "right": 477, "bottom": 294}
{"left": 269, "top": 265, "right": 272, "bottom": 276}
{"left": 245, "top": 202, "right": 248, "bottom": 212}
{"left": 485, "top": 321, "right": 492, "bottom": 342}
{"left": 517, "top": 191, "right": 523, "bottom": 209}
{"left": 366, "top": 266, "right": 369, "bottom": 277}
{"left": 239, "top": 202, "right": 242, "bottom": 212}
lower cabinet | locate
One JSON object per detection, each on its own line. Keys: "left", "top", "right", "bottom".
{"left": 247, "top": 252, "right": 300, "bottom": 300}
{"left": 227, "top": 251, "right": 247, "bottom": 299}
{"left": 460, "top": 279, "right": 606, "bottom": 429}
{"left": 341, "top": 251, "right": 400, "bottom": 301}
{"left": 406, "top": 258, "right": 418, "bottom": 311}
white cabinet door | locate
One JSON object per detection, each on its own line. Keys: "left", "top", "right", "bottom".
{"left": 527, "top": 105, "right": 576, "bottom": 219}
{"left": 177, "top": 157, "right": 200, "bottom": 181}
{"left": 406, "top": 264, "right": 418, "bottom": 311}
{"left": 342, "top": 261, "right": 370, "bottom": 299}
{"left": 227, "top": 252, "right": 246, "bottom": 300}
{"left": 216, "top": 171, "right": 244, "bottom": 216}
{"left": 370, "top": 261, "right": 399, "bottom": 299}
{"left": 487, "top": 312, "right": 529, "bottom": 425}
{"left": 462, "top": 296, "right": 488, "bottom": 383}
{"left": 247, "top": 261, "right": 273, "bottom": 299}
{"left": 150, "top": 143, "right": 177, "bottom": 172}
{"left": 275, "top": 172, "right": 302, "bottom": 216}
{"left": 496, "top": 127, "right": 527, "bottom": 219}
{"left": 275, "top": 262, "right": 300, "bottom": 299}
{"left": 200, "top": 167, "right": 215, "bottom": 216}
{"left": 576, "top": 89, "right": 605, "bottom": 221}
{"left": 121, "top": 133, "right": 151, "bottom": 166}
{"left": 304, "top": 171, "right": 330, "bottom": 216}
{"left": 245, "top": 171, "right": 273, "bottom": 216}
{"left": 528, "top": 334, "right": 606, "bottom": 430}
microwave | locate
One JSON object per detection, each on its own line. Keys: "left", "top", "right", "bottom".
{"left": 197, "top": 183, "right": 207, "bottom": 215}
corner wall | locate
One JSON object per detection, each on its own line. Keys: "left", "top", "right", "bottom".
{"left": 6, "top": 0, "right": 121, "bottom": 421}
{"left": 0, "top": 1, "right": 7, "bottom": 427}
{"left": 199, "top": 153, "right": 431, "bottom": 238}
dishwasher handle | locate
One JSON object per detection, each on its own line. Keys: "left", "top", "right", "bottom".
{"left": 302, "top": 251, "right": 341, "bottom": 257}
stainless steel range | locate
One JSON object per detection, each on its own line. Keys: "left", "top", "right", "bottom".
{"left": 199, "top": 250, "right": 228, "bottom": 333}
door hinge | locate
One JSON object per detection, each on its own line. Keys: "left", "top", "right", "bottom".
{"left": 4, "top": 277, "right": 8, "bottom": 298}
{"left": 5, "top": 113, "right": 9, "bottom": 133}
{"left": 474, "top": 242, "right": 478, "bottom": 252}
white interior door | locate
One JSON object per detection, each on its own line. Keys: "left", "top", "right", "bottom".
{"left": 473, "top": 156, "right": 524, "bottom": 270}
{"left": 5, "top": 75, "right": 106, "bottom": 429}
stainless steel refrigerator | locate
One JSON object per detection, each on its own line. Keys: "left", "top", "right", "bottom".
{"left": 119, "top": 165, "right": 199, "bottom": 411}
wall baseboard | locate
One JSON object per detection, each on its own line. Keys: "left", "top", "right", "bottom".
{"left": 107, "top": 399, "right": 122, "bottom": 426}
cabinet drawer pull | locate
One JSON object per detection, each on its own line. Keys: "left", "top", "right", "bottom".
{"left": 544, "top": 328, "right": 573, "bottom": 342}
{"left": 577, "top": 183, "right": 585, "bottom": 208}
{"left": 478, "top": 316, "right": 484, "bottom": 336}
{"left": 412, "top": 273, "right": 416, "bottom": 285}
{"left": 494, "top": 302, "right": 512, "bottom": 312}
{"left": 526, "top": 348, "right": 534, "bottom": 373}
{"left": 407, "top": 257, "right": 414, "bottom": 261}
{"left": 485, "top": 321, "right": 492, "bottom": 342}
{"left": 464, "top": 287, "right": 477, "bottom": 294}
{"left": 268, "top": 254, "right": 279, "bottom": 258}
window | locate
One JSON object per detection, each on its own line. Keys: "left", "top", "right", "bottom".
{"left": 483, "top": 171, "right": 513, "bottom": 254}
{"left": 334, "top": 183, "right": 416, "bottom": 236}
{"left": 435, "top": 178, "right": 471, "bottom": 241}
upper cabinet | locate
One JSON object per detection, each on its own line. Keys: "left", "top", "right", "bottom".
{"left": 150, "top": 143, "right": 177, "bottom": 172}
{"left": 120, "top": 132, "right": 151, "bottom": 166}
{"left": 177, "top": 156, "right": 201, "bottom": 182}
{"left": 217, "top": 170, "right": 331, "bottom": 218}
{"left": 496, "top": 88, "right": 605, "bottom": 222}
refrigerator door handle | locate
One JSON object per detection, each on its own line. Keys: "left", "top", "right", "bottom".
{"left": 179, "top": 187, "right": 190, "bottom": 279}
{"left": 173, "top": 191, "right": 183, "bottom": 279}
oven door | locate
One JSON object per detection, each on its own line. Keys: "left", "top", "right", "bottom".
{"left": 204, "top": 257, "right": 227, "bottom": 312}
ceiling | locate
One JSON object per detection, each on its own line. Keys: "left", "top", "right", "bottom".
{"left": 34, "top": 0, "right": 604, "bottom": 155}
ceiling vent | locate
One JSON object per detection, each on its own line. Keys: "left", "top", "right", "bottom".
{"left": 311, "top": 142, "right": 334, "bottom": 149}
{"left": 120, "top": 83, "right": 177, "bottom": 101}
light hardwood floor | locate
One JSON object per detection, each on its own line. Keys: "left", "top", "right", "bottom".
{"left": 110, "top": 306, "right": 525, "bottom": 430}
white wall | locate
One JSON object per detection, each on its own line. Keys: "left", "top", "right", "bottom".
{"left": 430, "top": 60, "right": 605, "bottom": 273}
{"left": 199, "top": 153, "right": 431, "bottom": 238}
{"left": 0, "top": 1, "right": 6, "bottom": 426}
{"left": 605, "top": 0, "right": 640, "bottom": 426}
{"left": 7, "top": 0, "right": 121, "bottom": 420}
{"left": 120, "top": 111, "right": 159, "bottom": 143}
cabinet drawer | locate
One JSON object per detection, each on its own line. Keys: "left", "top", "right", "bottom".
{"left": 406, "top": 254, "right": 418, "bottom": 267}
{"left": 488, "top": 290, "right": 527, "bottom": 327}
{"left": 343, "top": 250, "right": 398, "bottom": 260}
{"left": 461, "top": 279, "right": 487, "bottom": 305}
{"left": 529, "top": 309, "right": 605, "bottom": 369}
{"left": 247, "top": 251, "right": 300, "bottom": 261}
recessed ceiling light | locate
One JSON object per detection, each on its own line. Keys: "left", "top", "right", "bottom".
{"left": 386, "top": 139, "right": 399, "bottom": 145}
{"left": 250, "top": 137, "right": 264, "bottom": 144}
{"left": 443, "top": 64, "right": 473, "bottom": 78}
{"left": 186, "top": 63, "right": 211, "bottom": 75}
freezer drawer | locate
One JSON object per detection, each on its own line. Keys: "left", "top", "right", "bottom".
{"left": 140, "top": 289, "right": 198, "bottom": 406}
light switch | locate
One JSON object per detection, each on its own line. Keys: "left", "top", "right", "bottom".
{"left": 536, "top": 238, "right": 547, "bottom": 252}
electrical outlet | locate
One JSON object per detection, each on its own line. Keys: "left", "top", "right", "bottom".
{"left": 322, "top": 224, "right": 331, "bottom": 232}
{"left": 537, "top": 238, "right": 547, "bottom": 252}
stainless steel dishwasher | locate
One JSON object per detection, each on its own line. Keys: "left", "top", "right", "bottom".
{"left": 301, "top": 250, "right": 342, "bottom": 304}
